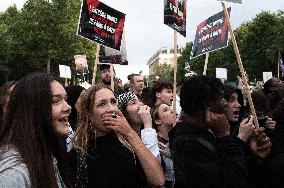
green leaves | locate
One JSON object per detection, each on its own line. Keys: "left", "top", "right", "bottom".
{"left": 0, "top": 0, "right": 96, "bottom": 84}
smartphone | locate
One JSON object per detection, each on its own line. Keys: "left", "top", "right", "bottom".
{"left": 257, "top": 116, "right": 268, "bottom": 127}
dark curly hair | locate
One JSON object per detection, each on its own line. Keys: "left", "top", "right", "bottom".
{"left": 251, "top": 90, "right": 269, "bottom": 117}
{"left": 180, "top": 75, "right": 224, "bottom": 116}
{"left": 149, "top": 80, "right": 173, "bottom": 107}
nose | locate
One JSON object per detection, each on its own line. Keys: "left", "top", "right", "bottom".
{"left": 235, "top": 101, "right": 241, "bottom": 108}
{"left": 63, "top": 100, "right": 72, "bottom": 113}
{"left": 107, "top": 102, "right": 118, "bottom": 112}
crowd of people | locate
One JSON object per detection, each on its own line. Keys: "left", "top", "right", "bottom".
{"left": 0, "top": 64, "right": 283, "bottom": 188}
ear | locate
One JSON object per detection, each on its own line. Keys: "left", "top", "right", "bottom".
{"left": 155, "top": 119, "right": 162, "bottom": 125}
{"left": 156, "top": 92, "right": 161, "bottom": 99}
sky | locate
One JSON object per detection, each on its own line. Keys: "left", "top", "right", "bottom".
{"left": 1, "top": 0, "right": 284, "bottom": 83}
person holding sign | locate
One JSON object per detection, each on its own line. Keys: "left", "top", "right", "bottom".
{"left": 223, "top": 85, "right": 272, "bottom": 186}
{"left": 169, "top": 75, "right": 250, "bottom": 188}
{"left": 100, "top": 64, "right": 125, "bottom": 97}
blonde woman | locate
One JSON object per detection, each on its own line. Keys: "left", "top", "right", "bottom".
{"left": 73, "top": 85, "right": 164, "bottom": 188}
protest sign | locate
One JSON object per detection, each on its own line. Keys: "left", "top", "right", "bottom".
{"left": 74, "top": 54, "right": 89, "bottom": 77}
{"left": 98, "top": 31, "right": 128, "bottom": 65}
{"left": 74, "top": 54, "right": 88, "bottom": 71}
{"left": 59, "top": 65, "right": 71, "bottom": 79}
{"left": 263, "top": 72, "right": 273, "bottom": 83}
{"left": 218, "top": 0, "right": 242, "bottom": 4}
{"left": 80, "top": 81, "right": 92, "bottom": 89}
{"left": 164, "top": 0, "right": 187, "bottom": 37}
{"left": 99, "top": 45, "right": 128, "bottom": 65}
{"left": 216, "top": 68, "right": 227, "bottom": 80}
{"left": 77, "top": 0, "right": 125, "bottom": 50}
{"left": 191, "top": 8, "right": 230, "bottom": 59}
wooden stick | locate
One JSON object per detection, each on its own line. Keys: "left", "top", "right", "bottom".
{"left": 222, "top": 2, "right": 259, "bottom": 128}
{"left": 173, "top": 30, "right": 177, "bottom": 125}
{"left": 203, "top": 52, "right": 209, "bottom": 75}
{"left": 110, "top": 64, "right": 115, "bottom": 91}
{"left": 92, "top": 44, "right": 100, "bottom": 86}
{"left": 65, "top": 78, "right": 68, "bottom": 86}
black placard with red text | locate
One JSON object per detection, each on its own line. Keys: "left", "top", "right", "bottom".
{"left": 191, "top": 8, "right": 231, "bottom": 59}
{"left": 164, "top": 0, "right": 186, "bottom": 37}
{"left": 77, "top": 0, "right": 125, "bottom": 50}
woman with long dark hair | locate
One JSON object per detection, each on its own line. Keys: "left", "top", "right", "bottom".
{"left": 0, "top": 73, "right": 72, "bottom": 187}
{"left": 0, "top": 81, "right": 17, "bottom": 124}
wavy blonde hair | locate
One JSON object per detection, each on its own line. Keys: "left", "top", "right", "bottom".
{"left": 73, "top": 85, "right": 134, "bottom": 157}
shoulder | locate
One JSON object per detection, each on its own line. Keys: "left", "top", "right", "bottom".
{"left": 0, "top": 147, "right": 30, "bottom": 187}
{"left": 169, "top": 122, "right": 216, "bottom": 153}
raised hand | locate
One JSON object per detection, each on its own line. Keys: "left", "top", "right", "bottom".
{"left": 102, "top": 110, "right": 134, "bottom": 139}
{"left": 138, "top": 105, "right": 152, "bottom": 128}
{"left": 206, "top": 108, "right": 230, "bottom": 137}
{"left": 238, "top": 116, "right": 255, "bottom": 142}
{"left": 249, "top": 127, "right": 272, "bottom": 159}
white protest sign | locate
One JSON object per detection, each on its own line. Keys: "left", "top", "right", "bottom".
{"left": 80, "top": 81, "right": 92, "bottom": 89}
{"left": 59, "top": 65, "right": 71, "bottom": 79}
{"left": 218, "top": 0, "right": 242, "bottom": 4}
{"left": 263, "top": 72, "right": 273, "bottom": 83}
{"left": 216, "top": 68, "right": 227, "bottom": 80}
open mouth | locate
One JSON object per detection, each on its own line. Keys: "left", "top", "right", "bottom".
{"left": 233, "top": 111, "right": 240, "bottom": 117}
{"left": 58, "top": 117, "right": 69, "bottom": 123}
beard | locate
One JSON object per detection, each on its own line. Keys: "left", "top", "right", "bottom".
{"left": 102, "top": 78, "right": 111, "bottom": 85}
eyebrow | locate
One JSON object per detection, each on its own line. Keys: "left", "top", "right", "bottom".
{"left": 52, "top": 94, "right": 67, "bottom": 98}
{"left": 96, "top": 98, "right": 116, "bottom": 103}
{"left": 130, "top": 98, "right": 138, "bottom": 102}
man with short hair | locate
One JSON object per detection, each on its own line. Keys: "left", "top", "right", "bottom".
{"left": 128, "top": 74, "right": 144, "bottom": 97}
{"left": 100, "top": 64, "right": 112, "bottom": 85}
{"left": 169, "top": 75, "right": 250, "bottom": 188}
{"left": 100, "top": 64, "right": 125, "bottom": 96}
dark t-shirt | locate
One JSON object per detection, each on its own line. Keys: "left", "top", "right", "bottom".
{"left": 87, "top": 134, "right": 146, "bottom": 188}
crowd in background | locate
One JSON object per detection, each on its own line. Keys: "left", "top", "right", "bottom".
{"left": 0, "top": 64, "right": 283, "bottom": 188}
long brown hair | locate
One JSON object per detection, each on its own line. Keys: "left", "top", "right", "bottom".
{"left": 0, "top": 81, "right": 17, "bottom": 124}
{"left": 0, "top": 73, "right": 72, "bottom": 188}
{"left": 73, "top": 85, "right": 133, "bottom": 156}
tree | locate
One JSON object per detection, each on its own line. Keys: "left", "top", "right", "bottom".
{"left": 148, "top": 63, "right": 173, "bottom": 85}
{"left": 0, "top": 0, "right": 97, "bottom": 85}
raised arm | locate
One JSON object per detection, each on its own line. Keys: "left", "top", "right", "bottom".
{"left": 102, "top": 110, "right": 165, "bottom": 187}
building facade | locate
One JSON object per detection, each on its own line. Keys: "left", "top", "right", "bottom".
{"left": 147, "top": 47, "right": 182, "bottom": 74}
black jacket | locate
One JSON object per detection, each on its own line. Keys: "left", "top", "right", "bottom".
{"left": 169, "top": 121, "right": 251, "bottom": 188}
